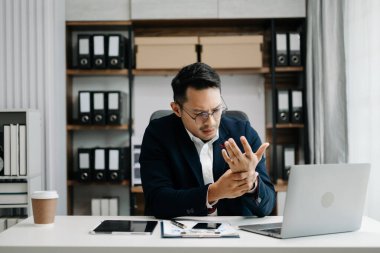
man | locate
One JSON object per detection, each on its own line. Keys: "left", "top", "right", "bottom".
{"left": 140, "top": 62, "right": 275, "bottom": 219}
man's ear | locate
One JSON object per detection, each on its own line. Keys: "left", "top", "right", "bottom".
{"left": 170, "top": 102, "right": 181, "bottom": 117}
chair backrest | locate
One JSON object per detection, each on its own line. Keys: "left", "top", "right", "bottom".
{"left": 149, "top": 110, "right": 249, "bottom": 122}
{"left": 149, "top": 110, "right": 173, "bottom": 121}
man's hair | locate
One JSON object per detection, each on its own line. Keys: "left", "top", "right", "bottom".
{"left": 171, "top": 62, "right": 221, "bottom": 105}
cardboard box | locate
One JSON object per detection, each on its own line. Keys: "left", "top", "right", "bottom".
{"left": 135, "top": 36, "right": 198, "bottom": 69}
{"left": 199, "top": 35, "right": 263, "bottom": 68}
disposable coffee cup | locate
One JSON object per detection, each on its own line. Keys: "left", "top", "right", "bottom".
{"left": 31, "top": 191, "right": 59, "bottom": 226}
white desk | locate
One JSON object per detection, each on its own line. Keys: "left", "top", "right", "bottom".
{"left": 0, "top": 216, "right": 379, "bottom": 253}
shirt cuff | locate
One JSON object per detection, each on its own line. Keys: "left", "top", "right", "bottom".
{"left": 247, "top": 172, "right": 259, "bottom": 194}
{"left": 206, "top": 185, "right": 219, "bottom": 208}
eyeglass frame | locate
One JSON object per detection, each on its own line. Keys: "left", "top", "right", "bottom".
{"left": 178, "top": 97, "right": 228, "bottom": 125}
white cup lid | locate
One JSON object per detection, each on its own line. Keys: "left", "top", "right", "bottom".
{"left": 31, "top": 191, "right": 59, "bottom": 199}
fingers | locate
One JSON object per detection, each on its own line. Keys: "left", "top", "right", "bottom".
{"left": 255, "top": 142, "right": 270, "bottom": 161}
{"left": 224, "top": 138, "right": 243, "bottom": 160}
{"left": 240, "top": 136, "right": 253, "bottom": 158}
{"left": 222, "top": 149, "right": 233, "bottom": 164}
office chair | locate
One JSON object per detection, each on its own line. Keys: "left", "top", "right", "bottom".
{"left": 149, "top": 110, "right": 249, "bottom": 122}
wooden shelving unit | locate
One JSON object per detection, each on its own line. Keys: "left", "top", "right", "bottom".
{"left": 65, "top": 21, "right": 133, "bottom": 216}
{"left": 66, "top": 124, "right": 129, "bottom": 131}
{"left": 64, "top": 18, "right": 308, "bottom": 216}
{"left": 67, "top": 179, "right": 130, "bottom": 186}
{"left": 67, "top": 69, "right": 129, "bottom": 76}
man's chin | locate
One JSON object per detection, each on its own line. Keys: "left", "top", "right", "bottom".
{"left": 200, "top": 129, "right": 216, "bottom": 140}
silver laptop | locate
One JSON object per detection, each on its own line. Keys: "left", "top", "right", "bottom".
{"left": 239, "top": 163, "right": 370, "bottom": 239}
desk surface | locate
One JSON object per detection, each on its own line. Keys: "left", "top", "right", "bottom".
{"left": 0, "top": 216, "right": 380, "bottom": 253}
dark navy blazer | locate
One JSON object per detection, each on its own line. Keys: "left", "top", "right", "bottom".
{"left": 140, "top": 113, "right": 276, "bottom": 219}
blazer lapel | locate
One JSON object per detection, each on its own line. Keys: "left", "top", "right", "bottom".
{"left": 173, "top": 115, "right": 204, "bottom": 185}
{"left": 213, "top": 119, "right": 230, "bottom": 181}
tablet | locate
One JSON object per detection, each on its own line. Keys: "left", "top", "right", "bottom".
{"left": 90, "top": 220, "right": 158, "bottom": 235}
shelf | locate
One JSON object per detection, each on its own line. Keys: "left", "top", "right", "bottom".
{"left": 67, "top": 124, "right": 129, "bottom": 131}
{"left": 275, "top": 66, "right": 304, "bottom": 72}
{"left": 131, "top": 186, "right": 143, "bottom": 193}
{"left": 67, "top": 179, "right": 129, "bottom": 186}
{"left": 66, "top": 20, "right": 132, "bottom": 27}
{"left": 266, "top": 123, "right": 304, "bottom": 129}
{"left": 0, "top": 204, "right": 28, "bottom": 208}
{"left": 67, "top": 69, "right": 129, "bottom": 76}
{"left": 133, "top": 67, "right": 271, "bottom": 76}
{"left": 0, "top": 176, "right": 28, "bottom": 180}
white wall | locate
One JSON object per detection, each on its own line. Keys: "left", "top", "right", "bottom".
{"left": 66, "top": 0, "right": 306, "bottom": 21}
{"left": 0, "top": 0, "right": 66, "bottom": 214}
{"left": 345, "top": 0, "right": 380, "bottom": 221}
{"left": 133, "top": 75, "right": 265, "bottom": 142}
{"left": 66, "top": 0, "right": 130, "bottom": 21}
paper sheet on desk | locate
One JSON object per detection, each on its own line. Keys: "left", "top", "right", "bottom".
{"left": 161, "top": 220, "right": 239, "bottom": 238}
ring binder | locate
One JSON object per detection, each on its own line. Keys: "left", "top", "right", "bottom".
{"left": 79, "top": 91, "right": 92, "bottom": 124}
{"left": 276, "top": 33, "right": 288, "bottom": 66}
{"left": 77, "top": 34, "right": 92, "bottom": 69}
{"left": 77, "top": 148, "right": 92, "bottom": 182}
{"left": 93, "top": 34, "right": 107, "bottom": 69}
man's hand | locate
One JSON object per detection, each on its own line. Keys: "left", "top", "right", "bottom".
{"left": 208, "top": 168, "right": 257, "bottom": 202}
{"left": 208, "top": 137, "right": 269, "bottom": 203}
{"left": 221, "top": 136, "right": 269, "bottom": 173}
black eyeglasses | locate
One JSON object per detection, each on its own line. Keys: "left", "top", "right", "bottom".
{"left": 181, "top": 101, "right": 228, "bottom": 125}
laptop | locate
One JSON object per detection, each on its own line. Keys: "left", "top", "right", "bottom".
{"left": 239, "top": 163, "right": 370, "bottom": 239}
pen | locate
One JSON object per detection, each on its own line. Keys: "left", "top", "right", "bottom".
{"left": 170, "top": 220, "right": 187, "bottom": 229}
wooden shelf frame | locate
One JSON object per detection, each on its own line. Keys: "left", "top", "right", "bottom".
{"left": 66, "top": 69, "right": 129, "bottom": 76}
{"left": 67, "top": 179, "right": 130, "bottom": 187}
{"left": 66, "top": 124, "right": 129, "bottom": 131}
{"left": 65, "top": 20, "right": 134, "bottom": 215}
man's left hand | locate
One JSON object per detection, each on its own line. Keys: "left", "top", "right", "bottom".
{"left": 221, "top": 136, "right": 269, "bottom": 174}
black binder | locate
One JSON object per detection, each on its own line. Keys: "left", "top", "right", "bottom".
{"left": 92, "top": 34, "right": 107, "bottom": 69}
{"left": 93, "top": 148, "right": 107, "bottom": 181}
{"left": 77, "top": 34, "right": 92, "bottom": 69}
{"left": 291, "top": 90, "right": 303, "bottom": 123}
{"left": 107, "top": 147, "right": 129, "bottom": 182}
{"left": 283, "top": 145, "right": 295, "bottom": 180}
{"left": 277, "top": 90, "right": 290, "bottom": 123}
{"left": 78, "top": 91, "right": 92, "bottom": 124}
{"left": 106, "top": 91, "right": 128, "bottom": 125}
{"left": 289, "top": 33, "right": 301, "bottom": 66}
{"left": 0, "top": 132, "right": 4, "bottom": 176}
{"left": 77, "top": 148, "right": 92, "bottom": 182}
{"left": 107, "top": 34, "right": 126, "bottom": 69}
{"left": 276, "top": 33, "right": 288, "bottom": 66}
{"left": 91, "top": 92, "right": 106, "bottom": 125}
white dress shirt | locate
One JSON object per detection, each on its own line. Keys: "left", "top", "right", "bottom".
{"left": 186, "top": 129, "right": 219, "bottom": 215}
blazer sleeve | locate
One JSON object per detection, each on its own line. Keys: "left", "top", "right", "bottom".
{"left": 140, "top": 122, "right": 209, "bottom": 219}
{"left": 240, "top": 121, "right": 276, "bottom": 216}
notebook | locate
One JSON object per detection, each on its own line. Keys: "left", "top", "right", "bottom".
{"left": 239, "top": 163, "right": 370, "bottom": 239}
{"left": 90, "top": 220, "right": 158, "bottom": 235}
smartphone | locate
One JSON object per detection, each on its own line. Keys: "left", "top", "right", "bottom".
{"left": 192, "top": 222, "right": 222, "bottom": 230}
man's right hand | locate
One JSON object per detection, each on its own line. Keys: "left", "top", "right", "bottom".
{"left": 208, "top": 168, "right": 255, "bottom": 203}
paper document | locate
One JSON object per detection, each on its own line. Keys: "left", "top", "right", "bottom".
{"left": 161, "top": 220, "right": 239, "bottom": 238}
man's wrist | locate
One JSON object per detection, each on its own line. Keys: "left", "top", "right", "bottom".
{"left": 248, "top": 172, "right": 259, "bottom": 193}
{"left": 207, "top": 183, "right": 220, "bottom": 203}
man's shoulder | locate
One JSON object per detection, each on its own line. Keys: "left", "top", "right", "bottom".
{"left": 147, "top": 113, "right": 178, "bottom": 133}
{"left": 221, "top": 115, "right": 249, "bottom": 129}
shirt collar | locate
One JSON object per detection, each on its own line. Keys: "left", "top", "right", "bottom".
{"left": 186, "top": 128, "right": 219, "bottom": 147}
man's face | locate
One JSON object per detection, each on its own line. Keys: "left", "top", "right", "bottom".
{"left": 172, "top": 87, "right": 223, "bottom": 141}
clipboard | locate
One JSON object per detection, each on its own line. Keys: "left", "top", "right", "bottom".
{"left": 90, "top": 220, "right": 158, "bottom": 235}
{"left": 161, "top": 220, "right": 239, "bottom": 238}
